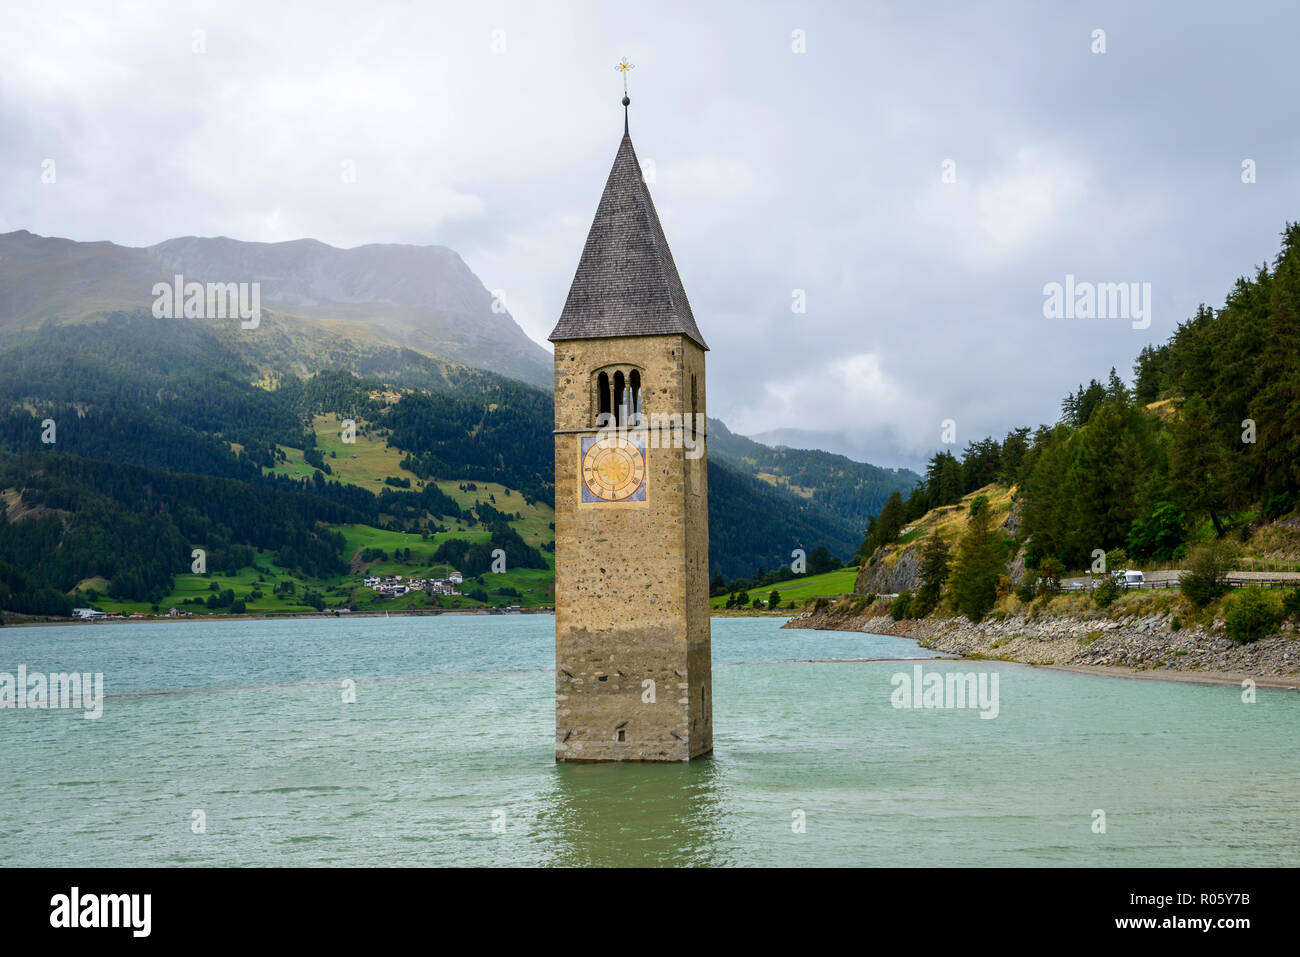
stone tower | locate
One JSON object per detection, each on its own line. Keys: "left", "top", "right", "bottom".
{"left": 549, "top": 106, "right": 712, "bottom": 763}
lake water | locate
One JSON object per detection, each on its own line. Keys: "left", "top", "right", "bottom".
{"left": 1, "top": 615, "right": 1296, "bottom": 866}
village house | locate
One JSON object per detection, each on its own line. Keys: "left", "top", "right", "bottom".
{"left": 363, "top": 573, "right": 461, "bottom": 599}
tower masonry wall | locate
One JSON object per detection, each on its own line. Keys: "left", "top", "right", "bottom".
{"left": 553, "top": 334, "right": 712, "bottom": 761}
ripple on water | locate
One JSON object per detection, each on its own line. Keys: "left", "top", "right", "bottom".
{"left": 1, "top": 616, "right": 1297, "bottom": 866}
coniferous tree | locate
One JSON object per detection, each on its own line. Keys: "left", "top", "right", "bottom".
{"left": 961, "top": 437, "right": 1002, "bottom": 493}
{"left": 857, "top": 490, "right": 907, "bottom": 560}
{"left": 1061, "top": 398, "right": 1153, "bottom": 562}
{"left": 1020, "top": 426, "right": 1071, "bottom": 567}
{"left": 947, "top": 497, "right": 1005, "bottom": 622}
{"left": 912, "top": 532, "right": 951, "bottom": 617}
{"left": 924, "top": 451, "right": 965, "bottom": 508}
{"left": 998, "top": 427, "right": 1032, "bottom": 486}
{"left": 904, "top": 485, "right": 929, "bottom": 522}
{"left": 1061, "top": 379, "right": 1107, "bottom": 428}
{"left": 1167, "top": 394, "right": 1233, "bottom": 536}
{"left": 1132, "top": 344, "right": 1171, "bottom": 404}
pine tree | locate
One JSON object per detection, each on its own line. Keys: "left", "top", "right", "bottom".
{"left": 1132, "top": 344, "right": 1170, "bottom": 403}
{"left": 1020, "top": 425, "right": 1071, "bottom": 567}
{"left": 924, "top": 451, "right": 964, "bottom": 508}
{"left": 1062, "top": 399, "right": 1150, "bottom": 561}
{"left": 961, "top": 437, "right": 1002, "bottom": 493}
{"left": 1168, "top": 393, "right": 1232, "bottom": 536}
{"left": 912, "top": 532, "right": 950, "bottom": 617}
{"left": 904, "top": 485, "right": 929, "bottom": 521}
{"left": 998, "top": 427, "right": 1032, "bottom": 486}
{"left": 948, "top": 498, "right": 1005, "bottom": 622}
{"left": 1061, "top": 379, "right": 1107, "bottom": 427}
{"left": 858, "top": 490, "right": 907, "bottom": 559}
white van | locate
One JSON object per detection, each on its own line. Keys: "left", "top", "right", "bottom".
{"left": 1122, "top": 570, "right": 1146, "bottom": 587}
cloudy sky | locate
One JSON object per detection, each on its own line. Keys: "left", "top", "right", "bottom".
{"left": 4, "top": 0, "right": 1298, "bottom": 470}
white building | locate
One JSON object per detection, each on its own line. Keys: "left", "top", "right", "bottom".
{"left": 364, "top": 573, "right": 461, "bottom": 599}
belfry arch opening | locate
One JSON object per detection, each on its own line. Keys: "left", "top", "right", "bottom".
{"left": 597, "top": 371, "right": 611, "bottom": 427}
{"left": 593, "top": 366, "right": 644, "bottom": 428}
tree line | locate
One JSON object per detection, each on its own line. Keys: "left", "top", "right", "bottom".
{"left": 864, "top": 222, "right": 1300, "bottom": 620}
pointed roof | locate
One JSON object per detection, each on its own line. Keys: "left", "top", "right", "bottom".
{"left": 549, "top": 132, "right": 708, "bottom": 350}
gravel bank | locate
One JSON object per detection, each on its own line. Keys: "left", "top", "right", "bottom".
{"left": 785, "top": 602, "right": 1300, "bottom": 688}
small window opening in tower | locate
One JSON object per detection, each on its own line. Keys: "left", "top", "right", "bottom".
{"left": 690, "top": 373, "right": 698, "bottom": 425}
{"left": 629, "top": 370, "right": 642, "bottom": 425}
{"left": 617, "top": 729, "right": 627, "bottom": 743}
{"left": 613, "top": 370, "right": 626, "bottom": 427}
{"left": 597, "top": 371, "right": 611, "bottom": 427}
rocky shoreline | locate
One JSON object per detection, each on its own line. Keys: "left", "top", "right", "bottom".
{"left": 784, "top": 602, "right": 1300, "bottom": 688}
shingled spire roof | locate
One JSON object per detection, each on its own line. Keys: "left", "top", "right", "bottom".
{"left": 549, "top": 129, "right": 708, "bottom": 350}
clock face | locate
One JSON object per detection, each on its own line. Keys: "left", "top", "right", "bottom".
{"left": 580, "top": 434, "right": 647, "bottom": 504}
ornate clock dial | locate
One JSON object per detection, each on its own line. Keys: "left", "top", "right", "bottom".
{"left": 581, "top": 435, "right": 647, "bottom": 502}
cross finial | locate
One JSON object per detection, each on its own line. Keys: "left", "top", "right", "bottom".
{"left": 616, "top": 57, "right": 634, "bottom": 134}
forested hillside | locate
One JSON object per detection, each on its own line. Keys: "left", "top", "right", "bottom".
{"left": 859, "top": 222, "right": 1300, "bottom": 582}
{"left": 707, "top": 456, "right": 860, "bottom": 579}
{"left": 709, "top": 418, "right": 918, "bottom": 536}
{"left": 0, "top": 310, "right": 869, "bottom": 611}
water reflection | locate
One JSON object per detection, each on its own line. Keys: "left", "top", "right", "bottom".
{"left": 540, "top": 757, "right": 735, "bottom": 866}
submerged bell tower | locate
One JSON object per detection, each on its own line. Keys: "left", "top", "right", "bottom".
{"left": 549, "top": 88, "right": 712, "bottom": 762}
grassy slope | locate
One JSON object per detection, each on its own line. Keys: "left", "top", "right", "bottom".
{"left": 709, "top": 566, "right": 860, "bottom": 609}
{"left": 267, "top": 413, "right": 553, "bottom": 542}
{"left": 81, "top": 409, "right": 905, "bottom": 617}
{"left": 94, "top": 533, "right": 556, "bottom": 616}
{"left": 93, "top": 412, "right": 557, "bottom": 615}
{"left": 859, "top": 484, "right": 1016, "bottom": 584}
{"left": 266, "top": 413, "right": 419, "bottom": 488}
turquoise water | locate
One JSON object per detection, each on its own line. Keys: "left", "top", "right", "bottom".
{"left": 1, "top": 615, "right": 1296, "bottom": 866}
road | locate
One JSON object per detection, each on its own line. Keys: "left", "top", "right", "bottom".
{"left": 1062, "top": 569, "right": 1300, "bottom": 590}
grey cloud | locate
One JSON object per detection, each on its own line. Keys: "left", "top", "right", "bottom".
{"left": 3, "top": 0, "right": 1297, "bottom": 472}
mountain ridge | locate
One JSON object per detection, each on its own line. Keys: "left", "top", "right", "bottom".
{"left": 0, "top": 229, "right": 553, "bottom": 388}
{"left": 0, "top": 228, "right": 919, "bottom": 607}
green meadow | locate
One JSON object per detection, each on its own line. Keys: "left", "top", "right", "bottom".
{"left": 710, "top": 565, "right": 860, "bottom": 609}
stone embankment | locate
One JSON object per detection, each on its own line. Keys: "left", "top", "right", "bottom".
{"left": 785, "top": 601, "right": 1300, "bottom": 684}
